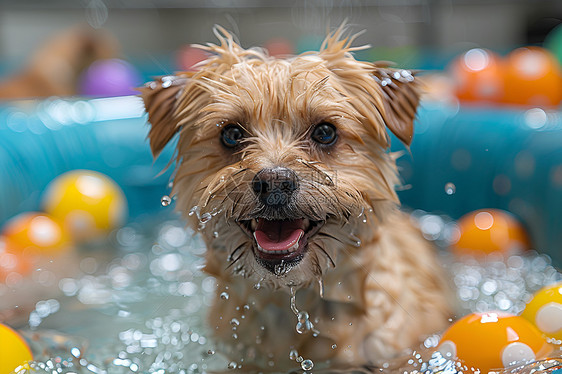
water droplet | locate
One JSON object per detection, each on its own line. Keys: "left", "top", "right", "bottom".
{"left": 445, "top": 183, "right": 456, "bottom": 195}
{"left": 207, "top": 349, "right": 215, "bottom": 355}
{"left": 296, "top": 321, "right": 312, "bottom": 334}
{"left": 274, "top": 261, "right": 291, "bottom": 276}
{"left": 232, "top": 333, "right": 238, "bottom": 339}
{"left": 301, "top": 359, "right": 314, "bottom": 371}
{"left": 331, "top": 344, "right": 337, "bottom": 349}
{"left": 297, "top": 311, "right": 309, "bottom": 323}
{"left": 296, "top": 356, "right": 304, "bottom": 363}
{"left": 290, "top": 287, "right": 299, "bottom": 315}
{"left": 296, "top": 312, "right": 313, "bottom": 334}
{"left": 212, "top": 231, "right": 219, "bottom": 238}
{"left": 357, "top": 207, "right": 365, "bottom": 218}
{"left": 318, "top": 278, "right": 325, "bottom": 299}
{"left": 254, "top": 282, "right": 261, "bottom": 290}
{"left": 161, "top": 195, "right": 172, "bottom": 206}
{"left": 230, "top": 318, "right": 240, "bottom": 326}
{"left": 289, "top": 349, "right": 299, "bottom": 360}
{"left": 243, "top": 304, "right": 250, "bottom": 311}
{"left": 220, "top": 292, "right": 229, "bottom": 300}
{"left": 227, "top": 361, "right": 238, "bottom": 369}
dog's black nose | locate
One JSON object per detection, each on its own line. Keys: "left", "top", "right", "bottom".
{"left": 252, "top": 167, "right": 298, "bottom": 206}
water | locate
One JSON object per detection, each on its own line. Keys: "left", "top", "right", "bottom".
{"left": 160, "top": 195, "right": 172, "bottom": 206}
{"left": 445, "top": 182, "right": 456, "bottom": 195}
{"left": 5, "top": 213, "right": 562, "bottom": 374}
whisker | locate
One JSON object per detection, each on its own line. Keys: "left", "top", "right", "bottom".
{"left": 228, "top": 242, "right": 246, "bottom": 261}
{"left": 317, "top": 231, "right": 344, "bottom": 244}
{"left": 226, "top": 249, "right": 246, "bottom": 271}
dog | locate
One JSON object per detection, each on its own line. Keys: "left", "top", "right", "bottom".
{"left": 140, "top": 25, "right": 452, "bottom": 371}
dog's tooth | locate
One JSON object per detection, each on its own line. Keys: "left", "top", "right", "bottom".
{"left": 303, "top": 218, "right": 310, "bottom": 230}
{"left": 251, "top": 219, "right": 257, "bottom": 230}
{"left": 289, "top": 231, "right": 305, "bottom": 253}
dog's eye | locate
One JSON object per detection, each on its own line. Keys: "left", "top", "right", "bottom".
{"left": 221, "top": 124, "right": 245, "bottom": 148}
{"left": 311, "top": 122, "right": 337, "bottom": 145}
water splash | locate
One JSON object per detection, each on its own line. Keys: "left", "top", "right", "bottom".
{"left": 254, "top": 278, "right": 264, "bottom": 290}
{"left": 188, "top": 206, "right": 223, "bottom": 231}
{"left": 290, "top": 286, "right": 299, "bottom": 315}
{"left": 290, "top": 287, "right": 319, "bottom": 336}
{"left": 296, "top": 311, "right": 314, "bottom": 334}
{"left": 317, "top": 278, "right": 324, "bottom": 299}
{"left": 274, "top": 260, "right": 292, "bottom": 276}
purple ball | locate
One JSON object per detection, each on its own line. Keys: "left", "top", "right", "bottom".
{"left": 78, "top": 59, "right": 142, "bottom": 98}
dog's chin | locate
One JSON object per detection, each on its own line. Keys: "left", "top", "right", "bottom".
{"left": 238, "top": 217, "right": 324, "bottom": 274}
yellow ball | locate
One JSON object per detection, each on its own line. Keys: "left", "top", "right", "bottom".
{"left": 0, "top": 323, "right": 32, "bottom": 372}
{"left": 42, "top": 170, "right": 127, "bottom": 241}
{"left": 521, "top": 282, "right": 562, "bottom": 341}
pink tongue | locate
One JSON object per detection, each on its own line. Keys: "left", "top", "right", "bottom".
{"left": 254, "top": 219, "right": 304, "bottom": 252}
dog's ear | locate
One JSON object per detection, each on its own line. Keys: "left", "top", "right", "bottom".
{"left": 371, "top": 67, "right": 420, "bottom": 146}
{"left": 316, "top": 26, "right": 421, "bottom": 146}
{"left": 139, "top": 76, "right": 188, "bottom": 157}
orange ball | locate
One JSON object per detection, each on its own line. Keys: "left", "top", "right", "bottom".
{"left": 449, "top": 48, "right": 504, "bottom": 104}
{"left": 438, "top": 312, "right": 552, "bottom": 373}
{"left": 502, "top": 47, "right": 562, "bottom": 108}
{"left": 264, "top": 38, "right": 295, "bottom": 57}
{"left": 0, "top": 236, "right": 32, "bottom": 283}
{"left": 0, "top": 212, "right": 71, "bottom": 256}
{"left": 451, "top": 209, "right": 530, "bottom": 256}
{"left": 176, "top": 46, "right": 209, "bottom": 71}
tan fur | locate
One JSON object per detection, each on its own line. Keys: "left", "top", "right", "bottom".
{"left": 141, "top": 25, "right": 452, "bottom": 371}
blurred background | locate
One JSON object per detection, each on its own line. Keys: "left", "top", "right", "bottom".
{"left": 2, "top": 0, "right": 562, "bottom": 72}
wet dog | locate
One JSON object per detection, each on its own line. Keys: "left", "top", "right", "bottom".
{"left": 141, "top": 26, "right": 452, "bottom": 371}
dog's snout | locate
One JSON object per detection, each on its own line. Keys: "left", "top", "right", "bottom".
{"left": 252, "top": 167, "right": 298, "bottom": 206}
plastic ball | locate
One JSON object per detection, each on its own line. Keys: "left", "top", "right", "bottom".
{"left": 176, "top": 46, "right": 209, "bottom": 71}
{"left": 42, "top": 170, "right": 127, "bottom": 241}
{"left": 78, "top": 58, "right": 142, "bottom": 97}
{"left": 0, "top": 323, "right": 33, "bottom": 372}
{"left": 449, "top": 48, "right": 505, "bottom": 104}
{"left": 544, "top": 24, "right": 562, "bottom": 68}
{"left": 502, "top": 47, "right": 562, "bottom": 108}
{"left": 0, "top": 236, "right": 32, "bottom": 284}
{"left": 0, "top": 213, "right": 70, "bottom": 256}
{"left": 521, "top": 282, "right": 562, "bottom": 341}
{"left": 450, "top": 209, "right": 531, "bottom": 256}
{"left": 438, "top": 312, "right": 552, "bottom": 373}
{"left": 264, "top": 38, "right": 294, "bottom": 57}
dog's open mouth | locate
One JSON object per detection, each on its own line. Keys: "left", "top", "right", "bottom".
{"left": 239, "top": 218, "right": 323, "bottom": 267}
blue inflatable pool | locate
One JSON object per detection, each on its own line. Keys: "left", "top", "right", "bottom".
{"left": 1, "top": 96, "right": 560, "bottom": 267}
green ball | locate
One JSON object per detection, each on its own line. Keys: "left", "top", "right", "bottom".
{"left": 544, "top": 24, "right": 562, "bottom": 66}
